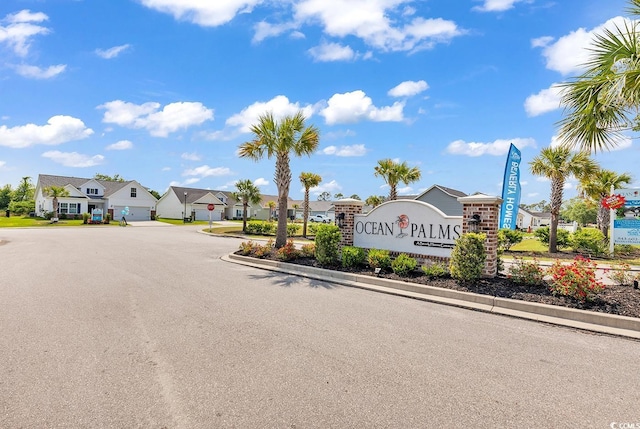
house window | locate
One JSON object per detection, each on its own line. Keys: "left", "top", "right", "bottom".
{"left": 86, "top": 188, "right": 99, "bottom": 195}
{"left": 59, "top": 203, "right": 80, "bottom": 214}
{"left": 59, "top": 203, "right": 67, "bottom": 214}
{"left": 131, "top": 187, "right": 137, "bottom": 197}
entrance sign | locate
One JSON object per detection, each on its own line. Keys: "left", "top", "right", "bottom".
{"left": 612, "top": 188, "right": 640, "bottom": 247}
{"left": 353, "top": 200, "right": 462, "bottom": 258}
{"left": 499, "top": 143, "right": 522, "bottom": 230}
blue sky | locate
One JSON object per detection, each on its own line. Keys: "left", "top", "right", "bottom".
{"left": 0, "top": 0, "right": 636, "bottom": 203}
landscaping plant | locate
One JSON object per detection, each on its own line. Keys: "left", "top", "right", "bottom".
{"left": 367, "top": 248, "right": 391, "bottom": 271}
{"left": 507, "top": 257, "right": 545, "bottom": 286}
{"left": 607, "top": 262, "right": 636, "bottom": 286}
{"left": 391, "top": 253, "right": 418, "bottom": 277}
{"left": 314, "top": 224, "right": 341, "bottom": 266}
{"left": 421, "top": 262, "right": 449, "bottom": 278}
{"left": 546, "top": 255, "right": 605, "bottom": 301}
{"left": 569, "top": 228, "right": 607, "bottom": 257}
{"left": 534, "top": 226, "right": 570, "bottom": 248}
{"left": 299, "top": 243, "right": 316, "bottom": 258}
{"left": 341, "top": 246, "right": 366, "bottom": 268}
{"left": 449, "top": 233, "right": 486, "bottom": 283}
{"left": 497, "top": 228, "right": 524, "bottom": 252}
{"left": 275, "top": 240, "right": 299, "bottom": 261}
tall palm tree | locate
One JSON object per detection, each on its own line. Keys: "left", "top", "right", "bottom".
{"left": 231, "top": 179, "right": 262, "bottom": 233}
{"left": 238, "top": 111, "right": 320, "bottom": 248}
{"left": 365, "top": 195, "right": 385, "bottom": 208}
{"left": 529, "top": 146, "right": 599, "bottom": 252}
{"left": 374, "top": 159, "right": 421, "bottom": 200}
{"left": 579, "top": 169, "right": 632, "bottom": 239}
{"left": 44, "top": 186, "right": 69, "bottom": 221}
{"left": 558, "top": 0, "right": 640, "bottom": 152}
{"left": 299, "top": 172, "right": 322, "bottom": 237}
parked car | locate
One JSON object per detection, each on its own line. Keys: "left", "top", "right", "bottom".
{"left": 309, "top": 214, "right": 331, "bottom": 223}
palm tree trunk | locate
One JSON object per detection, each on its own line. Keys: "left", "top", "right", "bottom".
{"left": 242, "top": 202, "right": 248, "bottom": 232}
{"left": 598, "top": 204, "right": 610, "bottom": 240}
{"left": 389, "top": 184, "right": 397, "bottom": 201}
{"left": 275, "top": 153, "right": 291, "bottom": 248}
{"left": 549, "top": 179, "right": 564, "bottom": 253}
{"left": 303, "top": 189, "right": 309, "bottom": 237}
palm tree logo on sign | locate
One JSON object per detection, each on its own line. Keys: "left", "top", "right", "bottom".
{"left": 396, "top": 214, "right": 409, "bottom": 238}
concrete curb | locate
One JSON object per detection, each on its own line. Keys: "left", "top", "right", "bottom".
{"left": 224, "top": 253, "right": 640, "bottom": 340}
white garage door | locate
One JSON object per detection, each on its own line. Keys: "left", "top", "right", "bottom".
{"left": 113, "top": 206, "right": 151, "bottom": 221}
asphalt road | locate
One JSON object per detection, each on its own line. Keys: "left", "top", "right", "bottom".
{"left": 1, "top": 224, "right": 639, "bottom": 428}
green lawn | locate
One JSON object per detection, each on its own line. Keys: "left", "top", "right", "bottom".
{"left": 0, "top": 216, "right": 90, "bottom": 227}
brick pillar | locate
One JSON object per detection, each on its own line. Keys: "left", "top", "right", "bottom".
{"left": 333, "top": 198, "right": 364, "bottom": 248}
{"left": 457, "top": 194, "right": 502, "bottom": 278}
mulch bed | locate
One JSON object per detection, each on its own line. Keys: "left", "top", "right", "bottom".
{"left": 237, "top": 251, "right": 640, "bottom": 319}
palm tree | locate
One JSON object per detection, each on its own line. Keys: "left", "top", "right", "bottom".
{"left": 579, "top": 169, "right": 632, "bottom": 239}
{"left": 374, "top": 159, "right": 421, "bottom": 200}
{"left": 231, "top": 179, "right": 262, "bottom": 233}
{"left": 238, "top": 111, "right": 320, "bottom": 248}
{"left": 365, "top": 195, "right": 385, "bottom": 208}
{"left": 267, "top": 200, "right": 276, "bottom": 221}
{"left": 529, "top": 146, "right": 599, "bottom": 252}
{"left": 299, "top": 172, "right": 322, "bottom": 237}
{"left": 44, "top": 186, "right": 69, "bottom": 221}
{"left": 558, "top": 0, "right": 640, "bottom": 152}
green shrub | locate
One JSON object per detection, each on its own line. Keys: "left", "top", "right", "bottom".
{"left": 275, "top": 240, "right": 299, "bottom": 261}
{"left": 367, "top": 248, "right": 391, "bottom": 271}
{"left": 614, "top": 244, "right": 637, "bottom": 257}
{"left": 497, "top": 228, "right": 524, "bottom": 251}
{"left": 449, "top": 233, "right": 486, "bottom": 282}
{"left": 341, "top": 246, "right": 366, "bottom": 268}
{"left": 82, "top": 212, "right": 90, "bottom": 224}
{"left": 422, "top": 262, "right": 449, "bottom": 278}
{"left": 104, "top": 213, "right": 111, "bottom": 224}
{"left": 507, "top": 257, "right": 545, "bottom": 286}
{"left": 307, "top": 223, "right": 319, "bottom": 235}
{"left": 8, "top": 200, "right": 35, "bottom": 215}
{"left": 315, "top": 224, "right": 341, "bottom": 266}
{"left": 286, "top": 223, "right": 300, "bottom": 236}
{"left": 570, "top": 228, "right": 607, "bottom": 257}
{"left": 546, "top": 256, "right": 605, "bottom": 301}
{"left": 533, "top": 226, "right": 570, "bottom": 248}
{"left": 245, "top": 221, "right": 263, "bottom": 235}
{"left": 391, "top": 253, "right": 417, "bottom": 277}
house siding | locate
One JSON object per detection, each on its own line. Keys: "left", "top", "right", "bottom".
{"left": 415, "top": 188, "right": 463, "bottom": 216}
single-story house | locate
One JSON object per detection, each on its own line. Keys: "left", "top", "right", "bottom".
{"left": 299, "top": 200, "right": 335, "bottom": 221}
{"left": 517, "top": 207, "right": 551, "bottom": 230}
{"left": 156, "top": 186, "right": 227, "bottom": 221}
{"left": 414, "top": 184, "right": 467, "bottom": 216}
{"left": 35, "top": 174, "right": 158, "bottom": 221}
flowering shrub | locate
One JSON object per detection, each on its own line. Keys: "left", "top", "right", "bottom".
{"left": 546, "top": 256, "right": 605, "bottom": 302}
{"left": 607, "top": 262, "right": 636, "bottom": 286}
{"left": 253, "top": 239, "right": 274, "bottom": 258}
{"left": 275, "top": 240, "right": 299, "bottom": 261}
{"left": 239, "top": 240, "right": 256, "bottom": 255}
{"left": 299, "top": 243, "right": 316, "bottom": 258}
{"left": 507, "top": 257, "right": 545, "bottom": 286}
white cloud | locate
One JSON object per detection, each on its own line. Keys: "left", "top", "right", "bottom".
{"left": 181, "top": 152, "right": 201, "bottom": 161}
{"left": 397, "top": 186, "right": 414, "bottom": 195}
{"left": 293, "top": 1, "right": 463, "bottom": 52}
{"left": 472, "top": 0, "right": 524, "bottom": 12}
{"left": 308, "top": 41, "right": 355, "bottom": 62}
{"left": 253, "top": 21, "right": 298, "bottom": 43}
{"left": 446, "top": 138, "right": 536, "bottom": 157}
{"left": 537, "top": 16, "right": 630, "bottom": 75}
{"left": 41, "top": 151, "right": 105, "bottom": 167}
{"left": 0, "top": 160, "right": 5, "bottom": 169}
{"left": 182, "top": 165, "right": 233, "bottom": 177}
{"left": 138, "top": 0, "right": 263, "bottom": 27}
{"left": 95, "top": 44, "right": 131, "bottom": 59}
{"left": 0, "top": 116, "right": 94, "bottom": 148}
{"left": 226, "top": 95, "right": 315, "bottom": 133}
{"left": 0, "top": 10, "right": 50, "bottom": 57}
{"left": 169, "top": 178, "right": 201, "bottom": 187}
{"left": 531, "top": 36, "right": 553, "bottom": 48}
{"left": 310, "top": 179, "right": 342, "bottom": 195}
{"left": 14, "top": 64, "right": 66, "bottom": 79}
{"left": 99, "top": 100, "right": 214, "bottom": 137}
{"left": 527, "top": 192, "right": 540, "bottom": 198}
{"left": 321, "top": 90, "right": 404, "bottom": 125}
{"left": 254, "top": 177, "right": 269, "bottom": 186}
{"left": 106, "top": 140, "right": 133, "bottom": 150}
{"left": 321, "top": 144, "right": 367, "bottom": 156}
{"left": 524, "top": 84, "right": 562, "bottom": 117}
{"left": 388, "top": 80, "right": 429, "bottom": 97}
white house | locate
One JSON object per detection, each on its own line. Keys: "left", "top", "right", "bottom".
{"left": 156, "top": 186, "right": 226, "bottom": 221}
{"left": 414, "top": 184, "right": 467, "bottom": 216}
{"left": 35, "top": 174, "right": 158, "bottom": 221}
{"left": 516, "top": 207, "right": 551, "bottom": 231}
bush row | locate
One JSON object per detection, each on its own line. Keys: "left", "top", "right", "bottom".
{"left": 244, "top": 220, "right": 319, "bottom": 237}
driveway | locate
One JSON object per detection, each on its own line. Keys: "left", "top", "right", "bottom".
{"left": 0, "top": 226, "right": 638, "bottom": 428}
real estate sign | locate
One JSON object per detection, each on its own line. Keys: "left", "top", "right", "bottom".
{"left": 612, "top": 188, "right": 640, "bottom": 245}
{"left": 353, "top": 200, "right": 462, "bottom": 258}
{"left": 499, "top": 143, "right": 522, "bottom": 230}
